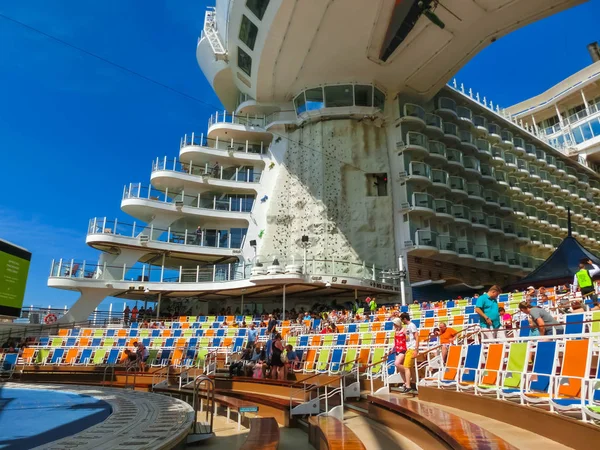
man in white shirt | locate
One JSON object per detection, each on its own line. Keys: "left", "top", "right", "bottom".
{"left": 399, "top": 313, "right": 419, "bottom": 395}
{"left": 572, "top": 258, "right": 600, "bottom": 302}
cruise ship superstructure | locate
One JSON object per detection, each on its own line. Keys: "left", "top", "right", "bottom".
{"left": 49, "top": 0, "right": 595, "bottom": 322}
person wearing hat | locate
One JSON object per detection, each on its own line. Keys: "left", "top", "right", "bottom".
{"left": 572, "top": 258, "right": 600, "bottom": 302}
{"left": 392, "top": 318, "right": 407, "bottom": 377}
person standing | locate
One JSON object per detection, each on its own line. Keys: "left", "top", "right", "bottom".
{"left": 474, "top": 285, "right": 502, "bottom": 339}
{"left": 194, "top": 226, "right": 202, "bottom": 245}
{"left": 518, "top": 302, "right": 563, "bottom": 335}
{"left": 131, "top": 305, "right": 139, "bottom": 323}
{"left": 247, "top": 323, "right": 258, "bottom": 346}
{"left": 438, "top": 322, "right": 457, "bottom": 362}
{"left": 572, "top": 258, "right": 600, "bottom": 302}
{"left": 399, "top": 313, "right": 419, "bottom": 394}
{"left": 392, "top": 318, "right": 407, "bottom": 382}
{"left": 267, "top": 314, "right": 278, "bottom": 338}
{"left": 123, "top": 305, "right": 130, "bottom": 326}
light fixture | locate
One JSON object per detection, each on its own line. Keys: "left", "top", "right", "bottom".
{"left": 249, "top": 240, "right": 257, "bottom": 247}
{"left": 144, "top": 287, "right": 150, "bottom": 294}
{"left": 419, "top": 1, "right": 445, "bottom": 29}
{"left": 325, "top": 282, "right": 332, "bottom": 288}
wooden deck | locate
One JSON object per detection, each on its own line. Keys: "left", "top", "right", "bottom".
{"left": 308, "top": 416, "right": 366, "bottom": 450}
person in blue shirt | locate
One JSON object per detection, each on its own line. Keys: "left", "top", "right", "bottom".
{"left": 474, "top": 285, "right": 502, "bottom": 338}
{"left": 247, "top": 323, "right": 258, "bottom": 346}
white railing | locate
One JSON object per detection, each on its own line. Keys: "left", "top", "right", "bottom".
{"left": 152, "top": 157, "right": 262, "bottom": 184}
{"left": 208, "top": 110, "right": 267, "bottom": 128}
{"left": 203, "top": 8, "right": 226, "bottom": 57}
{"left": 180, "top": 133, "right": 267, "bottom": 154}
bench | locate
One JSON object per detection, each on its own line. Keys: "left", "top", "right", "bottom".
{"left": 308, "top": 415, "right": 365, "bottom": 450}
{"left": 368, "top": 394, "right": 518, "bottom": 450}
{"left": 239, "top": 417, "right": 279, "bottom": 450}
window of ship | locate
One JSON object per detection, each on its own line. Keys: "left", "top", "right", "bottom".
{"left": 294, "top": 92, "right": 307, "bottom": 114}
{"left": 354, "top": 85, "right": 373, "bottom": 107}
{"left": 374, "top": 88, "right": 385, "bottom": 110}
{"left": 230, "top": 228, "right": 248, "bottom": 248}
{"left": 325, "top": 85, "right": 354, "bottom": 108}
{"left": 239, "top": 15, "right": 258, "bottom": 50}
{"left": 246, "top": 0, "right": 270, "bottom": 20}
{"left": 237, "top": 47, "right": 252, "bottom": 76}
{"left": 366, "top": 173, "right": 388, "bottom": 196}
{"left": 305, "top": 87, "right": 324, "bottom": 111}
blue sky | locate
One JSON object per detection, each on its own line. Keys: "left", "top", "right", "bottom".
{"left": 0, "top": 0, "right": 598, "bottom": 309}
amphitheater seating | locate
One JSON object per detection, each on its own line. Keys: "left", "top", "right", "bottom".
{"left": 239, "top": 417, "right": 279, "bottom": 450}
{"left": 308, "top": 415, "right": 366, "bottom": 450}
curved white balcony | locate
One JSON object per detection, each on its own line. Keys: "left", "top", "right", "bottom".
{"left": 508, "top": 176, "right": 522, "bottom": 194}
{"left": 515, "top": 226, "right": 530, "bottom": 243}
{"left": 424, "top": 113, "right": 444, "bottom": 137}
{"left": 578, "top": 174, "right": 590, "bottom": 189}
{"left": 480, "top": 164, "right": 496, "bottom": 183}
{"left": 451, "top": 205, "right": 471, "bottom": 225}
{"left": 513, "top": 137, "right": 526, "bottom": 157}
{"left": 487, "top": 123, "right": 501, "bottom": 143}
{"left": 402, "top": 162, "right": 432, "bottom": 185}
{"left": 516, "top": 159, "right": 529, "bottom": 177}
{"left": 457, "top": 240, "right": 475, "bottom": 260}
{"left": 400, "top": 131, "right": 429, "bottom": 156}
{"left": 437, "top": 235, "right": 458, "bottom": 259}
{"left": 86, "top": 218, "right": 245, "bottom": 263}
{"left": 476, "top": 139, "right": 492, "bottom": 160}
{"left": 402, "top": 193, "right": 435, "bottom": 216}
{"left": 490, "top": 248, "right": 508, "bottom": 267}
{"left": 179, "top": 134, "right": 268, "bottom": 165}
{"left": 565, "top": 166, "right": 578, "bottom": 183}
{"left": 589, "top": 180, "right": 600, "bottom": 196}
{"left": 449, "top": 176, "right": 468, "bottom": 197}
{"left": 470, "top": 211, "right": 488, "bottom": 230}
{"left": 433, "top": 199, "right": 453, "bottom": 220}
{"left": 555, "top": 160, "right": 567, "bottom": 177}
{"left": 504, "top": 152, "right": 517, "bottom": 171}
{"left": 442, "top": 123, "right": 461, "bottom": 146}
{"left": 506, "top": 252, "right": 522, "bottom": 270}
{"left": 446, "top": 148, "right": 464, "bottom": 170}
{"left": 531, "top": 187, "right": 546, "bottom": 204}
{"left": 459, "top": 130, "right": 477, "bottom": 152}
{"left": 207, "top": 111, "right": 273, "bottom": 142}
{"left": 535, "top": 149, "right": 548, "bottom": 167}
{"left": 545, "top": 155, "right": 557, "bottom": 171}
{"left": 121, "top": 184, "right": 253, "bottom": 224}
{"left": 520, "top": 182, "right": 534, "bottom": 200}
{"left": 466, "top": 182, "right": 485, "bottom": 203}
{"left": 408, "top": 230, "right": 439, "bottom": 257}
{"left": 431, "top": 169, "right": 450, "bottom": 191}
{"left": 538, "top": 170, "right": 551, "bottom": 187}
{"left": 427, "top": 140, "right": 447, "bottom": 163}
{"left": 474, "top": 245, "right": 492, "bottom": 264}
{"left": 503, "top": 222, "right": 517, "bottom": 239}
{"left": 399, "top": 103, "right": 426, "bottom": 127}
{"left": 435, "top": 97, "right": 457, "bottom": 118}
{"left": 457, "top": 106, "right": 473, "bottom": 127}
{"left": 495, "top": 170, "right": 509, "bottom": 188}
{"left": 487, "top": 216, "right": 504, "bottom": 235}
{"left": 490, "top": 146, "right": 504, "bottom": 166}
{"left": 463, "top": 156, "right": 481, "bottom": 178}
{"left": 512, "top": 200, "right": 526, "bottom": 218}
{"left": 500, "top": 130, "right": 514, "bottom": 149}
{"left": 522, "top": 143, "right": 535, "bottom": 161}
{"left": 151, "top": 158, "right": 261, "bottom": 193}
{"left": 525, "top": 206, "right": 538, "bottom": 222}
{"left": 483, "top": 190, "right": 500, "bottom": 208}
{"left": 499, "top": 195, "right": 513, "bottom": 213}
{"left": 473, "top": 116, "right": 488, "bottom": 136}
{"left": 527, "top": 165, "right": 541, "bottom": 182}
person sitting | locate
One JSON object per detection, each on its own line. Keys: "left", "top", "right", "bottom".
{"left": 591, "top": 301, "right": 600, "bottom": 311}
{"left": 284, "top": 344, "right": 300, "bottom": 374}
{"left": 438, "top": 322, "right": 457, "bottom": 362}
{"left": 229, "top": 345, "right": 253, "bottom": 377}
{"left": 123, "top": 349, "right": 139, "bottom": 369}
{"left": 133, "top": 341, "right": 149, "bottom": 371}
{"left": 570, "top": 300, "right": 586, "bottom": 314}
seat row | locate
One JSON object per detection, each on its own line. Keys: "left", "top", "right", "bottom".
{"left": 420, "top": 337, "right": 600, "bottom": 424}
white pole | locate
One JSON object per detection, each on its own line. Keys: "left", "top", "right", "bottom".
{"left": 241, "top": 294, "right": 244, "bottom": 315}
{"left": 399, "top": 255, "right": 407, "bottom": 306}
{"left": 156, "top": 293, "right": 162, "bottom": 318}
{"left": 282, "top": 284, "right": 286, "bottom": 321}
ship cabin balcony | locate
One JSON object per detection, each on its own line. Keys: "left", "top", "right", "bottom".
{"left": 537, "top": 209, "right": 549, "bottom": 227}
{"left": 499, "top": 195, "right": 513, "bottom": 213}
{"left": 558, "top": 179, "right": 570, "bottom": 196}
{"left": 121, "top": 184, "right": 254, "bottom": 223}
{"left": 86, "top": 218, "right": 246, "bottom": 264}
{"left": 520, "top": 181, "right": 534, "bottom": 199}
{"left": 179, "top": 134, "right": 268, "bottom": 165}
{"left": 480, "top": 163, "right": 495, "bottom": 183}
{"left": 555, "top": 160, "right": 566, "bottom": 176}
{"left": 558, "top": 218, "right": 569, "bottom": 233}
{"left": 433, "top": 199, "right": 453, "bottom": 220}
{"left": 515, "top": 225, "right": 529, "bottom": 243}
{"left": 506, "top": 252, "right": 522, "bottom": 270}
{"left": 495, "top": 170, "right": 509, "bottom": 188}
{"left": 466, "top": 182, "right": 485, "bottom": 203}
{"left": 427, "top": 140, "right": 447, "bottom": 162}
{"left": 483, "top": 189, "right": 500, "bottom": 208}
{"left": 546, "top": 155, "right": 557, "bottom": 171}
{"left": 437, "top": 235, "right": 458, "bottom": 258}
{"left": 449, "top": 176, "right": 468, "bottom": 197}
{"left": 525, "top": 205, "right": 539, "bottom": 223}
{"left": 504, "top": 151, "right": 517, "bottom": 171}
{"left": 456, "top": 106, "right": 473, "bottom": 127}
{"left": 474, "top": 244, "right": 492, "bottom": 263}
{"left": 431, "top": 169, "right": 450, "bottom": 190}
{"left": 582, "top": 208, "right": 592, "bottom": 223}
{"left": 541, "top": 233, "right": 554, "bottom": 250}
{"left": 521, "top": 255, "right": 535, "bottom": 272}
{"left": 547, "top": 214, "right": 559, "bottom": 230}
{"left": 528, "top": 164, "right": 540, "bottom": 181}
{"left": 490, "top": 146, "right": 504, "bottom": 166}
{"left": 549, "top": 174, "right": 561, "bottom": 191}
{"left": 207, "top": 111, "right": 273, "bottom": 142}
{"left": 451, "top": 205, "right": 471, "bottom": 224}
{"left": 508, "top": 175, "right": 521, "bottom": 193}
{"left": 399, "top": 103, "right": 426, "bottom": 127}
{"left": 590, "top": 180, "right": 600, "bottom": 196}
{"left": 500, "top": 129, "right": 514, "bottom": 149}
{"left": 512, "top": 200, "right": 526, "bottom": 217}
{"left": 567, "top": 184, "right": 579, "bottom": 201}
{"left": 487, "top": 123, "right": 501, "bottom": 143}
{"left": 476, "top": 138, "right": 492, "bottom": 159}
{"left": 403, "top": 161, "right": 432, "bottom": 185}
{"left": 577, "top": 189, "right": 591, "bottom": 205}
{"left": 512, "top": 137, "right": 526, "bottom": 156}
{"left": 424, "top": 113, "right": 444, "bottom": 137}
{"left": 487, "top": 216, "right": 503, "bottom": 235}
{"left": 572, "top": 204, "right": 583, "bottom": 219}
{"left": 524, "top": 143, "right": 537, "bottom": 161}
{"left": 457, "top": 240, "right": 475, "bottom": 260}
{"left": 565, "top": 166, "right": 578, "bottom": 182}
{"left": 151, "top": 158, "right": 261, "bottom": 193}
{"left": 410, "top": 229, "right": 439, "bottom": 257}
{"left": 578, "top": 173, "right": 589, "bottom": 189}
{"left": 529, "top": 229, "right": 543, "bottom": 247}
{"left": 473, "top": 115, "right": 488, "bottom": 136}
{"left": 442, "top": 122, "right": 461, "bottom": 146}
{"left": 503, "top": 221, "right": 517, "bottom": 238}
{"left": 490, "top": 247, "right": 508, "bottom": 267}
{"left": 403, "top": 192, "right": 435, "bottom": 216}
{"left": 555, "top": 197, "right": 566, "bottom": 212}
{"left": 535, "top": 149, "right": 547, "bottom": 167}
{"left": 531, "top": 187, "right": 545, "bottom": 204}
{"left": 435, "top": 97, "right": 458, "bottom": 118}
{"left": 401, "top": 131, "right": 429, "bottom": 156}
{"left": 470, "top": 210, "right": 488, "bottom": 230}
{"left": 463, "top": 156, "right": 481, "bottom": 178}
{"left": 459, "top": 130, "right": 477, "bottom": 152}
{"left": 446, "top": 148, "right": 464, "bottom": 169}
{"left": 516, "top": 159, "right": 529, "bottom": 177}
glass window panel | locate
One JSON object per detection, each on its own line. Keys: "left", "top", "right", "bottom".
{"left": 374, "top": 88, "right": 385, "bottom": 110}
{"left": 205, "top": 230, "right": 217, "bottom": 247}
{"left": 573, "top": 126, "right": 584, "bottom": 144}
{"left": 218, "top": 230, "right": 229, "bottom": 247}
{"left": 229, "top": 228, "right": 247, "bottom": 248}
{"left": 239, "top": 15, "right": 258, "bottom": 50}
{"left": 581, "top": 122, "right": 593, "bottom": 141}
{"left": 324, "top": 85, "right": 353, "bottom": 107}
{"left": 591, "top": 118, "right": 600, "bottom": 137}
{"left": 246, "top": 0, "right": 270, "bottom": 20}
{"left": 237, "top": 47, "right": 252, "bottom": 76}
{"left": 294, "top": 92, "right": 306, "bottom": 114}
{"left": 354, "top": 85, "right": 373, "bottom": 107}
{"left": 305, "top": 88, "right": 324, "bottom": 111}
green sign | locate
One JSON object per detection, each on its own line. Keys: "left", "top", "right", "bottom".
{"left": 0, "top": 240, "right": 31, "bottom": 317}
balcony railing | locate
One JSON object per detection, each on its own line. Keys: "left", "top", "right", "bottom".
{"left": 180, "top": 133, "right": 267, "bottom": 154}
{"left": 425, "top": 113, "right": 443, "bottom": 129}
{"left": 451, "top": 205, "right": 471, "bottom": 221}
{"left": 438, "top": 235, "right": 456, "bottom": 252}
{"left": 414, "top": 230, "right": 438, "bottom": 247}
{"left": 402, "top": 103, "right": 426, "bottom": 121}
{"left": 457, "top": 106, "right": 473, "bottom": 122}
{"left": 152, "top": 158, "right": 262, "bottom": 184}
{"left": 49, "top": 257, "right": 399, "bottom": 286}
{"left": 87, "top": 218, "right": 247, "bottom": 250}
{"left": 429, "top": 141, "right": 447, "bottom": 158}
{"left": 123, "top": 183, "right": 255, "bottom": 213}
{"left": 457, "top": 240, "right": 474, "bottom": 256}
{"left": 208, "top": 111, "right": 267, "bottom": 128}
{"left": 446, "top": 148, "right": 463, "bottom": 165}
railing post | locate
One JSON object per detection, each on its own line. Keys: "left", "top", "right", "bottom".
{"left": 212, "top": 265, "right": 216, "bottom": 282}
{"left": 229, "top": 197, "right": 232, "bottom": 211}
{"left": 235, "top": 167, "right": 239, "bottom": 181}
{"left": 213, "top": 196, "right": 216, "bottom": 210}
{"left": 215, "top": 136, "right": 219, "bottom": 148}
{"left": 141, "top": 265, "right": 146, "bottom": 282}
{"left": 69, "top": 259, "right": 74, "bottom": 277}
{"left": 150, "top": 224, "right": 154, "bottom": 241}
{"left": 245, "top": 140, "right": 249, "bottom": 152}
{"left": 197, "top": 193, "right": 201, "bottom": 208}
{"left": 114, "top": 218, "right": 118, "bottom": 234}
{"left": 372, "top": 264, "right": 376, "bottom": 281}
{"left": 228, "top": 233, "right": 231, "bottom": 249}
{"left": 189, "top": 160, "right": 193, "bottom": 175}
{"left": 228, "top": 263, "right": 232, "bottom": 280}
{"left": 196, "top": 265, "right": 200, "bottom": 283}
{"left": 220, "top": 165, "right": 223, "bottom": 179}
{"left": 200, "top": 133, "right": 204, "bottom": 146}
{"left": 168, "top": 227, "right": 171, "bottom": 242}
{"left": 164, "top": 187, "right": 169, "bottom": 202}
{"left": 122, "top": 263, "right": 127, "bottom": 281}
{"left": 103, "top": 262, "right": 107, "bottom": 280}
{"left": 261, "top": 141, "right": 264, "bottom": 153}
{"left": 184, "top": 229, "right": 188, "bottom": 245}
{"left": 102, "top": 217, "right": 107, "bottom": 232}
{"left": 173, "top": 157, "right": 177, "bottom": 171}
{"left": 184, "top": 133, "right": 187, "bottom": 146}
{"left": 132, "top": 221, "right": 136, "bottom": 237}
{"left": 50, "top": 258, "right": 55, "bottom": 277}
{"left": 160, "top": 261, "right": 164, "bottom": 282}
{"left": 179, "top": 266, "right": 183, "bottom": 283}
{"left": 92, "top": 217, "right": 97, "bottom": 234}
{"left": 82, "top": 260, "right": 86, "bottom": 277}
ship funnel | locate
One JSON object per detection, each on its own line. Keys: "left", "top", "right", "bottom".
{"left": 588, "top": 42, "right": 600, "bottom": 63}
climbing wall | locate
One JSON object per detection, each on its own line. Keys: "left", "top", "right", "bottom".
{"left": 259, "top": 119, "right": 396, "bottom": 270}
